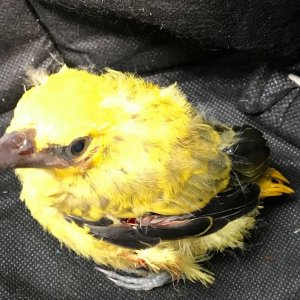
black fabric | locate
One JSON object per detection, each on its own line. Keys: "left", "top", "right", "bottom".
{"left": 0, "top": 1, "right": 299, "bottom": 299}
{"left": 40, "top": 0, "right": 300, "bottom": 55}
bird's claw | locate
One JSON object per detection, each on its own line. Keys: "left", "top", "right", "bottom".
{"left": 96, "top": 267, "right": 173, "bottom": 290}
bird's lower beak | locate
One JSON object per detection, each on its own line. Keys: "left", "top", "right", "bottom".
{"left": 0, "top": 129, "right": 68, "bottom": 169}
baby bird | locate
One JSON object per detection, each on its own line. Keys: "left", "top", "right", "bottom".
{"left": 0, "top": 67, "right": 293, "bottom": 290}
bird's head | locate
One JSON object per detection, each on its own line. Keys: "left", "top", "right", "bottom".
{"left": 0, "top": 66, "right": 139, "bottom": 175}
{"left": 0, "top": 66, "right": 186, "bottom": 175}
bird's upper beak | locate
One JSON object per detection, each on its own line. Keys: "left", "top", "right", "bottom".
{"left": 0, "top": 129, "right": 68, "bottom": 169}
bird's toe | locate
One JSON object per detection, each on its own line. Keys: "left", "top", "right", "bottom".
{"left": 95, "top": 267, "right": 173, "bottom": 290}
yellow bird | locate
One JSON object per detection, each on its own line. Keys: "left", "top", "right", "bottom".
{"left": 0, "top": 67, "right": 294, "bottom": 290}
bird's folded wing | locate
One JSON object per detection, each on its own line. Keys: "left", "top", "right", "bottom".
{"left": 66, "top": 183, "right": 260, "bottom": 249}
{"left": 226, "top": 125, "right": 270, "bottom": 184}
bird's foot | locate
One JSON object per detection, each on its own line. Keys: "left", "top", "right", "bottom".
{"left": 96, "top": 267, "right": 173, "bottom": 290}
{"left": 257, "top": 168, "right": 294, "bottom": 198}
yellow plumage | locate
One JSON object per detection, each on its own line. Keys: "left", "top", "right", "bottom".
{"left": 2, "top": 67, "right": 293, "bottom": 289}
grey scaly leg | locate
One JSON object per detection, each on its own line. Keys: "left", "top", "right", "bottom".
{"left": 96, "top": 267, "right": 173, "bottom": 290}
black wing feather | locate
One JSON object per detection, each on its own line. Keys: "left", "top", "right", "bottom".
{"left": 88, "top": 225, "right": 161, "bottom": 249}
{"left": 66, "top": 183, "right": 260, "bottom": 249}
{"left": 226, "top": 125, "right": 270, "bottom": 185}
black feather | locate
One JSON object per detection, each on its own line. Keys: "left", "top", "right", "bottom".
{"left": 226, "top": 125, "right": 270, "bottom": 185}
{"left": 88, "top": 225, "right": 161, "bottom": 249}
{"left": 65, "top": 183, "right": 260, "bottom": 249}
{"left": 137, "top": 217, "right": 213, "bottom": 239}
{"left": 65, "top": 215, "right": 161, "bottom": 249}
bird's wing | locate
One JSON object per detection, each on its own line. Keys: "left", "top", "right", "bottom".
{"left": 225, "top": 125, "right": 270, "bottom": 185}
{"left": 66, "top": 183, "right": 260, "bottom": 250}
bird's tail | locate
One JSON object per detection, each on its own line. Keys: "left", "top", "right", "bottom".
{"left": 256, "top": 167, "right": 294, "bottom": 198}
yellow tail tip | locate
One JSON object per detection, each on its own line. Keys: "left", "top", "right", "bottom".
{"left": 256, "top": 168, "right": 295, "bottom": 198}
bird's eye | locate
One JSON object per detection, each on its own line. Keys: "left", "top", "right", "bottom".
{"left": 66, "top": 137, "right": 91, "bottom": 158}
{"left": 71, "top": 139, "right": 85, "bottom": 155}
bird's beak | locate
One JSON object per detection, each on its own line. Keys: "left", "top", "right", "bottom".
{"left": 0, "top": 129, "right": 68, "bottom": 169}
